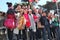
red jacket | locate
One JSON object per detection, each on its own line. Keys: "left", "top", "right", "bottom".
{"left": 24, "top": 14, "right": 38, "bottom": 28}
{"left": 24, "top": 14, "right": 31, "bottom": 28}
{"left": 33, "top": 15, "right": 38, "bottom": 22}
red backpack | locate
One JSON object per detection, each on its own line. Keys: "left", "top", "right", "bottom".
{"left": 4, "top": 14, "right": 16, "bottom": 29}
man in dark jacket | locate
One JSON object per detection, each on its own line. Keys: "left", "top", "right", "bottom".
{"left": 40, "top": 12, "right": 52, "bottom": 40}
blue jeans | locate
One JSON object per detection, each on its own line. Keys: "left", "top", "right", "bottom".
{"left": 45, "top": 25, "right": 52, "bottom": 40}
{"left": 36, "top": 28, "right": 47, "bottom": 40}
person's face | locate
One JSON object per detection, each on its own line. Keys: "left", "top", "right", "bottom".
{"left": 52, "top": 14, "right": 55, "bottom": 18}
{"left": 25, "top": 6, "right": 27, "bottom": 8}
{"left": 28, "top": 5, "right": 30, "bottom": 9}
{"left": 48, "top": 13, "right": 52, "bottom": 17}
{"left": 19, "top": 5, "right": 21, "bottom": 8}
{"left": 36, "top": 9, "right": 38, "bottom": 13}
{"left": 19, "top": 9, "right": 24, "bottom": 15}
{"left": 29, "top": 10, "right": 32, "bottom": 14}
{"left": 8, "top": 6, "right": 13, "bottom": 9}
{"left": 38, "top": 9, "right": 43, "bottom": 14}
{"left": 42, "top": 13, "right": 46, "bottom": 16}
{"left": 16, "top": 5, "right": 21, "bottom": 10}
{"left": 17, "top": 5, "right": 21, "bottom": 9}
{"left": 24, "top": 9, "right": 28, "bottom": 14}
{"left": 34, "top": 9, "right": 38, "bottom": 13}
{"left": 22, "top": 6, "right": 25, "bottom": 9}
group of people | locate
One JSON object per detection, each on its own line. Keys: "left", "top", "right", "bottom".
{"left": 4, "top": 2, "right": 60, "bottom": 40}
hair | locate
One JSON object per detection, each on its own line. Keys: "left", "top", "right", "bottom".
{"left": 28, "top": 9, "right": 32, "bottom": 14}
{"left": 54, "top": 11, "right": 57, "bottom": 15}
{"left": 6, "top": 2, "right": 12, "bottom": 7}
{"left": 0, "top": 12, "right": 5, "bottom": 16}
{"left": 14, "top": 4, "right": 21, "bottom": 9}
{"left": 2, "top": 12, "right": 5, "bottom": 16}
{"left": 42, "top": 11, "right": 46, "bottom": 14}
{"left": 27, "top": 4, "right": 31, "bottom": 9}
{"left": 42, "top": 11, "right": 48, "bottom": 16}
{"left": 7, "top": 9, "right": 15, "bottom": 14}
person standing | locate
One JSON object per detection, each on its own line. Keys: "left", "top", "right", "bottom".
{"left": 14, "top": 4, "right": 22, "bottom": 40}
{"left": 47, "top": 13, "right": 53, "bottom": 38}
{"left": 40, "top": 12, "right": 52, "bottom": 40}
{"left": 36, "top": 8, "right": 43, "bottom": 39}
{"left": 6, "top": 2, "right": 16, "bottom": 40}
{"left": 28, "top": 9, "right": 37, "bottom": 40}
{"left": 51, "top": 14, "right": 59, "bottom": 40}
{"left": 17, "top": 9, "right": 26, "bottom": 40}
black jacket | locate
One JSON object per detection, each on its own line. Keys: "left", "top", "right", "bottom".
{"left": 7, "top": 8, "right": 15, "bottom": 14}
{"left": 39, "top": 16, "right": 49, "bottom": 25}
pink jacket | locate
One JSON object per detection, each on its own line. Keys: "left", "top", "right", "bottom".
{"left": 24, "top": 14, "right": 31, "bottom": 28}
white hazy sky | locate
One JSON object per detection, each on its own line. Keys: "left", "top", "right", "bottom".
{"left": 0, "top": 0, "right": 60, "bottom": 12}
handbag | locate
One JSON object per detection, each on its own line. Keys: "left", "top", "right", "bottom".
{"left": 4, "top": 19, "right": 16, "bottom": 29}
{"left": 37, "top": 22, "right": 44, "bottom": 28}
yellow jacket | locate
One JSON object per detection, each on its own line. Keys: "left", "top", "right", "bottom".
{"left": 17, "top": 16, "right": 26, "bottom": 30}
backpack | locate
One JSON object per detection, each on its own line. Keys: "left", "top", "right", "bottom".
{"left": 4, "top": 19, "right": 16, "bottom": 29}
{"left": 4, "top": 14, "right": 16, "bottom": 29}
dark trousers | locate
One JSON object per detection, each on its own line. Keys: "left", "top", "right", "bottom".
{"left": 42, "top": 28, "right": 48, "bottom": 40}
{"left": 55, "top": 27, "right": 59, "bottom": 40}
{"left": 37, "top": 28, "right": 47, "bottom": 40}
{"left": 29, "top": 29, "right": 36, "bottom": 40}
{"left": 19, "top": 30, "right": 21, "bottom": 39}
{"left": 36, "top": 28, "right": 42, "bottom": 39}
{"left": 50, "top": 27, "right": 60, "bottom": 40}
{"left": 19, "top": 29, "right": 27, "bottom": 40}
{"left": 36, "top": 28, "right": 47, "bottom": 40}
{"left": 45, "top": 25, "right": 52, "bottom": 40}
{"left": 16, "top": 34, "right": 19, "bottom": 40}
{"left": 50, "top": 27, "right": 56, "bottom": 38}
{"left": 7, "top": 29, "right": 13, "bottom": 40}
{"left": 13, "top": 33, "right": 19, "bottom": 40}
